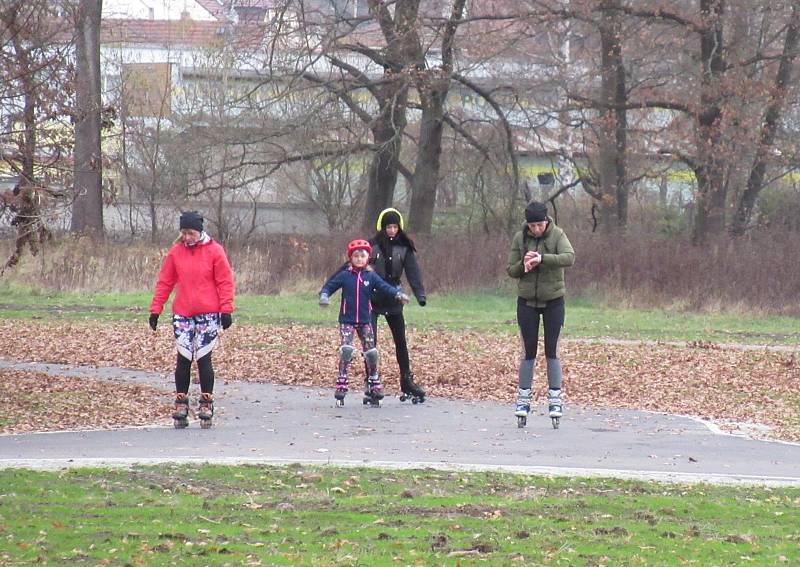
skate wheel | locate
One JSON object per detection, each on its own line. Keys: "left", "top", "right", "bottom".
{"left": 200, "top": 419, "right": 213, "bottom": 429}
{"left": 411, "top": 397, "right": 418, "bottom": 404}
{"left": 399, "top": 394, "right": 408, "bottom": 402}
{"left": 362, "top": 397, "right": 369, "bottom": 405}
{"left": 551, "top": 417, "right": 560, "bottom": 429}
{"left": 517, "top": 415, "right": 527, "bottom": 428}
{"left": 173, "top": 418, "right": 188, "bottom": 429}
{"left": 336, "top": 398, "right": 345, "bottom": 407}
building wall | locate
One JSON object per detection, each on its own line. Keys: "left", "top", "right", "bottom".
{"left": 102, "top": 0, "right": 217, "bottom": 22}
{"left": 24, "top": 200, "right": 329, "bottom": 236}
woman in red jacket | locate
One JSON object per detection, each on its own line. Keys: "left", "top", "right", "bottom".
{"left": 149, "top": 211, "right": 235, "bottom": 429}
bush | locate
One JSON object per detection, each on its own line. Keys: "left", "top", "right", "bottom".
{"left": 2, "top": 227, "right": 799, "bottom": 315}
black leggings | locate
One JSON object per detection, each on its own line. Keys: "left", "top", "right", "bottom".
{"left": 371, "top": 310, "right": 410, "bottom": 376}
{"left": 175, "top": 352, "right": 215, "bottom": 394}
{"left": 517, "top": 296, "right": 565, "bottom": 360}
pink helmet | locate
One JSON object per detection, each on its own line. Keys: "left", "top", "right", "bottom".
{"left": 347, "top": 239, "right": 372, "bottom": 257}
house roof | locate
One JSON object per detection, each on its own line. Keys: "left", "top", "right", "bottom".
{"left": 101, "top": 18, "right": 269, "bottom": 49}
{"left": 194, "top": 0, "right": 229, "bottom": 20}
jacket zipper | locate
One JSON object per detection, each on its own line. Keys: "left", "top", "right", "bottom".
{"left": 533, "top": 238, "right": 541, "bottom": 303}
{"left": 355, "top": 271, "right": 362, "bottom": 323}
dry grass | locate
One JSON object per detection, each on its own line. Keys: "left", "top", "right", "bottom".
{"left": 2, "top": 228, "right": 799, "bottom": 314}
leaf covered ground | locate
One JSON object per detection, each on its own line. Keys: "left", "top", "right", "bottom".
{"left": 1, "top": 320, "right": 798, "bottom": 441}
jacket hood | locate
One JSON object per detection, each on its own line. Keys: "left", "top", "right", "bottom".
{"left": 183, "top": 231, "right": 212, "bottom": 247}
{"left": 376, "top": 207, "right": 405, "bottom": 231}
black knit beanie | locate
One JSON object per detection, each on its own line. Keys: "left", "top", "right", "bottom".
{"left": 525, "top": 201, "right": 548, "bottom": 223}
{"left": 380, "top": 210, "right": 402, "bottom": 230}
{"left": 179, "top": 210, "right": 204, "bottom": 232}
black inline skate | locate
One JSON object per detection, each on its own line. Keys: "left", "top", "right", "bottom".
{"left": 399, "top": 372, "right": 426, "bottom": 404}
{"left": 334, "top": 376, "right": 348, "bottom": 407}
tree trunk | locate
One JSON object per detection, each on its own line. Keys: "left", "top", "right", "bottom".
{"left": 730, "top": 4, "right": 799, "bottom": 236}
{"left": 597, "top": 2, "right": 627, "bottom": 232}
{"left": 361, "top": 82, "right": 408, "bottom": 232}
{"left": 359, "top": 0, "right": 422, "bottom": 232}
{"left": 407, "top": 0, "right": 466, "bottom": 234}
{"left": 613, "top": 23, "right": 628, "bottom": 230}
{"left": 71, "top": 0, "right": 104, "bottom": 235}
{"left": 408, "top": 78, "right": 446, "bottom": 234}
{"left": 692, "top": 0, "right": 726, "bottom": 245}
{"left": 20, "top": 59, "right": 36, "bottom": 184}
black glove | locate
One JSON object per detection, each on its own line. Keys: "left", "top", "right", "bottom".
{"left": 148, "top": 313, "right": 159, "bottom": 331}
{"left": 418, "top": 298, "right": 427, "bottom": 307}
{"left": 220, "top": 313, "right": 233, "bottom": 330}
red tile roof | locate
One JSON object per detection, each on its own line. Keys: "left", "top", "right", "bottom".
{"left": 101, "top": 18, "right": 269, "bottom": 49}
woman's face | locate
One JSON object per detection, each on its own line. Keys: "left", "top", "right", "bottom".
{"left": 180, "top": 228, "right": 201, "bottom": 245}
{"left": 526, "top": 221, "right": 548, "bottom": 238}
{"left": 385, "top": 223, "right": 399, "bottom": 238}
{"left": 350, "top": 249, "right": 369, "bottom": 268}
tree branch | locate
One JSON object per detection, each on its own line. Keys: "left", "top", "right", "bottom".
{"left": 452, "top": 73, "right": 521, "bottom": 196}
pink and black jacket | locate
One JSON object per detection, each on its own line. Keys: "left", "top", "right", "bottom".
{"left": 320, "top": 267, "right": 401, "bottom": 325}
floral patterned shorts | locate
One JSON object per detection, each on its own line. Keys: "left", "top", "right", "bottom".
{"left": 173, "top": 313, "right": 220, "bottom": 360}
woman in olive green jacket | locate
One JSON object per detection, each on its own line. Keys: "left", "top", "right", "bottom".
{"left": 507, "top": 201, "right": 575, "bottom": 428}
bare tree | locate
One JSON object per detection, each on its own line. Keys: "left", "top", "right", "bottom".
{"left": 730, "top": 3, "right": 800, "bottom": 236}
{"left": 0, "top": 0, "right": 70, "bottom": 271}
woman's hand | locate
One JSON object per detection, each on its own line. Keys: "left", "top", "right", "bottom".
{"left": 523, "top": 251, "right": 541, "bottom": 272}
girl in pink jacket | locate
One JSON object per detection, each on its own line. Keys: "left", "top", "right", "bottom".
{"left": 149, "top": 211, "right": 235, "bottom": 428}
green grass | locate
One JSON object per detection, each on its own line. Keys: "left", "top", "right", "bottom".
{"left": 1, "top": 284, "right": 798, "bottom": 345}
{"left": 0, "top": 465, "right": 797, "bottom": 566}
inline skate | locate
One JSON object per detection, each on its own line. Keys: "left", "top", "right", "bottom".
{"left": 399, "top": 372, "right": 426, "bottom": 404}
{"left": 172, "top": 393, "right": 189, "bottom": 429}
{"left": 548, "top": 388, "right": 562, "bottom": 429}
{"left": 362, "top": 374, "right": 383, "bottom": 407}
{"left": 198, "top": 393, "right": 214, "bottom": 429}
{"left": 514, "top": 388, "right": 531, "bottom": 428}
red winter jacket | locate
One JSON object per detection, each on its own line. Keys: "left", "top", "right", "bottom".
{"left": 150, "top": 238, "right": 235, "bottom": 317}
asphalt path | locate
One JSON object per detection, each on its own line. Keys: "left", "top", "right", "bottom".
{"left": 2, "top": 359, "right": 799, "bottom": 486}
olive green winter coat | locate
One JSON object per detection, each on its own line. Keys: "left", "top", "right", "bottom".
{"left": 506, "top": 217, "right": 575, "bottom": 307}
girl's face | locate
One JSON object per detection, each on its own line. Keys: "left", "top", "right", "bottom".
{"left": 385, "top": 224, "right": 399, "bottom": 238}
{"left": 350, "top": 249, "right": 369, "bottom": 268}
{"left": 180, "top": 228, "right": 201, "bottom": 245}
{"left": 526, "top": 221, "right": 548, "bottom": 238}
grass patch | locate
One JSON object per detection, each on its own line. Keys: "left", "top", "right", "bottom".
{"left": 1, "top": 284, "right": 798, "bottom": 345}
{"left": 0, "top": 465, "right": 798, "bottom": 566}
